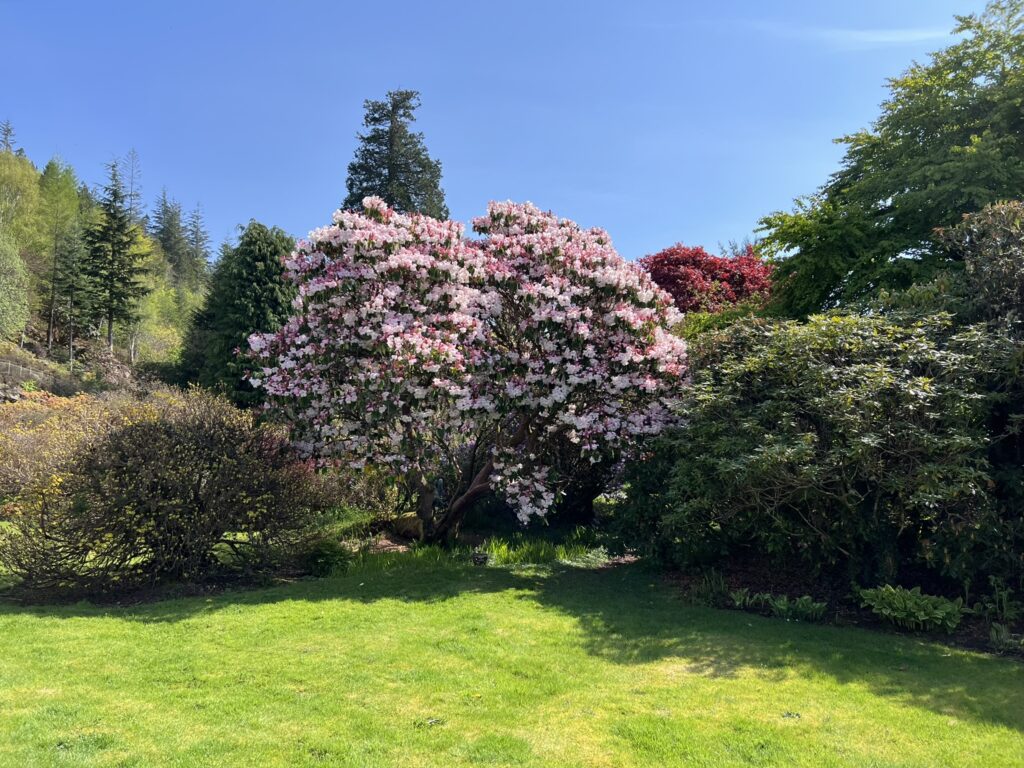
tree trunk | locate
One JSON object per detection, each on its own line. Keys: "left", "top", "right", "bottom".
{"left": 415, "top": 481, "right": 436, "bottom": 541}
{"left": 425, "top": 458, "right": 495, "bottom": 543}
{"left": 46, "top": 236, "right": 58, "bottom": 353}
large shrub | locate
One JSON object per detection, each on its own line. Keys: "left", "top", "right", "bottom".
{"left": 619, "top": 313, "right": 1017, "bottom": 587}
{"left": 251, "top": 198, "right": 687, "bottom": 540}
{"left": 0, "top": 388, "right": 321, "bottom": 594}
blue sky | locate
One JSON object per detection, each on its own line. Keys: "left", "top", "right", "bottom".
{"left": 1, "top": 0, "right": 988, "bottom": 259}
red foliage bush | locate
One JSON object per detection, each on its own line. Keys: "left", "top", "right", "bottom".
{"left": 639, "top": 244, "right": 773, "bottom": 313}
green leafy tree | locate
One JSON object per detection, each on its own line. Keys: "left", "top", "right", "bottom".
{"left": 343, "top": 90, "right": 448, "bottom": 218}
{"left": 762, "top": 1, "right": 1024, "bottom": 316}
{"left": 0, "top": 235, "right": 29, "bottom": 340}
{"left": 0, "top": 144, "right": 43, "bottom": 294}
{"left": 38, "top": 158, "right": 81, "bottom": 351}
{"left": 84, "top": 163, "right": 149, "bottom": 352}
{"left": 181, "top": 222, "right": 294, "bottom": 403}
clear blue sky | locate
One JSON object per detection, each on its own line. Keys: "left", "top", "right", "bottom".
{"left": 1, "top": 0, "right": 988, "bottom": 259}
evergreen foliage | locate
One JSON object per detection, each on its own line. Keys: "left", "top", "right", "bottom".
{"left": 83, "top": 163, "right": 149, "bottom": 351}
{"left": 181, "top": 221, "right": 294, "bottom": 404}
{"left": 343, "top": 90, "right": 448, "bottom": 218}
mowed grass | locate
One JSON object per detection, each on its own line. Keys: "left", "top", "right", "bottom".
{"left": 0, "top": 553, "right": 1022, "bottom": 767}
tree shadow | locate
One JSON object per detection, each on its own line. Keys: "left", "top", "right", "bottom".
{"left": 1, "top": 558, "right": 1021, "bottom": 733}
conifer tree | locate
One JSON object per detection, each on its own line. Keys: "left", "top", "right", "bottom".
{"left": 150, "top": 189, "right": 189, "bottom": 280}
{"left": 0, "top": 120, "right": 15, "bottom": 153}
{"left": 184, "top": 204, "right": 211, "bottom": 286}
{"left": 120, "top": 148, "right": 144, "bottom": 222}
{"left": 84, "top": 162, "right": 149, "bottom": 352}
{"left": 180, "top": 221, "right": 294, "bottom": 404}
{"left": 343, "top": 90, "right": 448, "bottom": 218}
{"left": 38, "top": 158, "right": 81, "bottom": 351}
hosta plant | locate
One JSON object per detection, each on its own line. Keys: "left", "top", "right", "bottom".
{"left": 859, "top": 585, "right": 965, "bottom": 634}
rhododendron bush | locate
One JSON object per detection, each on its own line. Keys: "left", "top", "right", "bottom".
{"left": 639, "top": 244, "right": 773, "bottom": 313}
{"left": 250, "top": 198, "right": 687, "bottom": 540}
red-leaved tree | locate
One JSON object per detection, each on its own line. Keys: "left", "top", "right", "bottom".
{"left": 639, "top": 244, "right": 773, "bottom": 313}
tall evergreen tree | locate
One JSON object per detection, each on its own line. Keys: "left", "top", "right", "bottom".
{"left": 343, "top": 90, "right": 448, "bottom": 218}
{"left": 120, "top": 148, "right": 144, "bottom": 223}
{"left": 180, "top": 222, "right": 294, "bottom": 404}
{"left": 38, "top": 158, "right": 81, "bottom": 351}
{"left": 84, "top": 162, "right": 149, "bottom": 352}
{"left": 150, "top": 189, "right": 189, "bottom": 279}
{"left": 0, "top": 120, "right": 15, "bottom": 153}
{"left": 184, "top": 204, "right": 211, "bottom": 286}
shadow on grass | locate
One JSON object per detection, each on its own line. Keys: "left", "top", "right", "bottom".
{"left": 1, "top": 555, "right": 1022, "bottom": 733}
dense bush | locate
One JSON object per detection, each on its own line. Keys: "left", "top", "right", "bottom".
{"left": 638, "top": 243, "right": 772, "bottom": 313}
{"left": 618, "top": 313, "right": 1018, "bottom": 587}
{"left": 0, "top": 388, "right": 323, "bottom": 594}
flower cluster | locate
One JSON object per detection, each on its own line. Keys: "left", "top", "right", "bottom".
{"left": 639, "top": 243, "right": 773, "bottom": 313}
{"left": 250, "top": 197, "right": 687, "bottom": 524}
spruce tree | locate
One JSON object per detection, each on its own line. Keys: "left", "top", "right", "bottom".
{"left": 180, "top": 222, "right": 294, "bottom": 404}
{"left": 343, "top": 90, "right": 449, "bottom": 218}
{"left": 150, "top": 189, "right": 190, "bottom": 282}
{"left": 184, "top": 205, "right": 211, "bottom": 286}
{"left": 84, "top": 162, "right": 149, "bottom": 352}
{"left": 0, "top": 120, "right": 15, "bottom": 153}
{"left": 120, "top": 148, "right": 144, "bottom": 223}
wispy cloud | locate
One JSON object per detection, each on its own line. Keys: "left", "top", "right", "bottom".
{"left": 751, "top": 21, "right": 952, "bottom": 50}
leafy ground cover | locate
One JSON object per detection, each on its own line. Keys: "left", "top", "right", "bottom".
{"left": 0, "top": 552, "right": 1021, "bottom": 767}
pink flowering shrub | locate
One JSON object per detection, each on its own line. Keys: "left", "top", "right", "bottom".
{"left": 250, "top": 198, "right": 687, "bottom": 540}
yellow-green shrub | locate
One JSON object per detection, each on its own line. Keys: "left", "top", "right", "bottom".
{"left": 0, "top": 388, "right": 322, "bottom": 595}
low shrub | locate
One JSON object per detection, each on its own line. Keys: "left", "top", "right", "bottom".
{"left": 0, "top": 388, "right": 324, "bottom": 595}
{"left": 988, "top": 623, "right": 1024, "bottom": 654}
{"left": 858, "top": 585, "right": 965, "bottom": 634}
{"left": 685, "top": 570, "right": 730, "bottom": 607}
{"left": 971, "top": 576, "right": 1022, "bottom": 626}
{"left": 297, "top": 537, "right": 353, "bottom": 577}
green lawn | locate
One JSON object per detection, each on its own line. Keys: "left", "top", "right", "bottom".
{"left": 0, "top": 553, "right": 1022, "bottom": 767}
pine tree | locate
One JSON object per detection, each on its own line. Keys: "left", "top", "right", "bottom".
{"left": 84, "top": 162, "right": 149, "bottom": 352}
{"left": 184, "top": 204, "right": 211, "bottom": 286}
{"left": 52, "top": 224, "right": 91, "bottom": 370}
{"left": 180, "top": 221, "right": 294, "bottom": 404}
{"left": 120, "top": 148, "right": 144, "bottom": 222}
{"left": 343, "top": 90, "right": 449, "bottom": 218}
{"left": 0, "top": 120, "right": 15, "bottom": 153}
{"left": 150, "top": 189, "right": 190, "bottom": 282}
